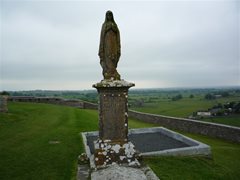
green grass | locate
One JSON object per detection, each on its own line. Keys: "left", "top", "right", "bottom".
{"left": 132, "top": 97, "right": 240, "bottom": 127}
{"left": 145, "top": 133, "right": 240, "bottom": 180}
{"left": 1, "top": 102, "right": 240, "bottom": 180}
{"left": 202, "top": 115, "right": 240, "bottom": 127}
{"left": 128, "top": 117, "right": 159, "bottom": 129}
{"left": 133, "top": 98, "right": 216, "bottom": 117}
{"left": 0, "top": 102, "right": 98, "bottom": 180}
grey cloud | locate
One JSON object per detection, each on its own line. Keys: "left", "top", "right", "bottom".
{"left": 0, "top": 1, "right": 239, "bottom": 90}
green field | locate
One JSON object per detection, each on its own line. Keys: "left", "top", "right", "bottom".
{"left": 132, "top": 95, "right": 240, "bottom": 127}
{"left": 8, "top": 88, "right": 240, "bottom": 127}
{"left": 0, "top": 102, "right": 240, "bottom": 179}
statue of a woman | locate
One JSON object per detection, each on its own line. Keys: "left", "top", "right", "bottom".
{"left": 98, "top": 11, "right": 121, "bottom": 80}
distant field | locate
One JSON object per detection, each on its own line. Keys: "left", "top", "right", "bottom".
{"left": 8, "top": 88, "right": 240, "bottom": 127}
{"left": 132, "top": 96, "right": 240, "bottom": 127}
{"left": 202, "top": 115, "right": 240, "bottom": 127}
{"left": 0, "top": 102, "right": 240, "bottom": 179}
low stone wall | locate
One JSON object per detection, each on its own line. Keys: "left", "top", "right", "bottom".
{"left": 82, "top": 101, "right": 98, "bottom": 110}
{"left": 129, "top": 110, "right": 240, "bottom": 143}
{"left": 8, "top": 96, "right": 84, "bottom": 108}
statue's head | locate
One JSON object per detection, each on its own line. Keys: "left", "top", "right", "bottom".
{"left": 105, "top": 10, "right": 114, "bottom": 22}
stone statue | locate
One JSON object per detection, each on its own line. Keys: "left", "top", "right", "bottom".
{"left": 98, "top": 10, "right": 121, "bottom": 80}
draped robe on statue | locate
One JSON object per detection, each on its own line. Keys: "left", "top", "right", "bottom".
{"left": 98, "top": 11, "right": 121, "bottom": 80}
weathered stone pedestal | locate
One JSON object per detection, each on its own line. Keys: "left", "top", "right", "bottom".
{"left": 93, "top": 80, "right": 139, "bottom": 167}
{"left": 0, "top": 95, "right": 8, "bottom": 113}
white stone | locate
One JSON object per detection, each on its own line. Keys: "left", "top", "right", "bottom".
{"left": 93, "top": 80, "right": 135, "bottom": 88}
{"left": 123, "top": 142, "right": 136, "bottom": 158}
{"left": 112, "top": 144, "right": 121, "bottom": 153}
{"left": 103, "top": 139, "right": 111, "bottom": 143}
{"left": 119, "top": 156, "right": 125, "bottom": 161}
{"left": 129, "top": 160, "right": 140, "bottom": 167}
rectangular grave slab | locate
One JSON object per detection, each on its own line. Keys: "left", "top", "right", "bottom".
{"left": 82, "top": 127, "right": 211, "bottom": 168}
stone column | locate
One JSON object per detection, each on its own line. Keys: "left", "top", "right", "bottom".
{"left": 93, "top": 80, "right": 139, "bottom": 167}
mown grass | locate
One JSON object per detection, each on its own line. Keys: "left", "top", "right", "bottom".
{"left": 145, "top": 133, "right": 240, "bottom": 180}
{"left": 0, "top": 102, "right": 98, "bottom": 180}
{"left": 0, "top": 102, "right": 240, "bottom": 180}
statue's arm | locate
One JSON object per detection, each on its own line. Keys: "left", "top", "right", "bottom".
{"left": 98, "top": 24, "right": 105, "bottom": 59}
{"left": 117, "top": 27, "right": 121, "bottom": 57}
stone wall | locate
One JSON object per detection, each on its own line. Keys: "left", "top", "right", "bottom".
{"left": 83, "top": 101, "right": 98, "bottom": 110}
{"left": 8, "top": 96, "right": 84, "bottom": 108}
{"left": 128, "top": 110, "right": 240, "bottom": 143}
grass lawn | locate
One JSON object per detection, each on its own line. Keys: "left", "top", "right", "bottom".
{"left": 145, "top": 133, "right": 240, "bottom": 180}
{"left": 0, "top": 102, "right": 240, "bottom": 179}
{"left": 0, "top": 102, "right": 98, "bottom": 180}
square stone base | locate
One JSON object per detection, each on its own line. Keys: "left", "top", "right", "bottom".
{"left": 0, "top": 96, "right": 8, "bottom": 113}
{"left": 93, "top": 139, "right": 140, "bottom": 168}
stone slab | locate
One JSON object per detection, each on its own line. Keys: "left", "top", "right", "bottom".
{"left": 82, "top": 127, "right": 211, "bottom": 163}
{"left": 91, "top": 164, "right": 159, "bottom": 180}
{"left": 77, "top": 164, "right": 89, "bottom": 180}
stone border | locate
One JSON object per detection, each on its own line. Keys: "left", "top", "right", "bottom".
{"left": 129, "top": 127, "right": 211, "bottom": 156}
{"left": 81, "top": 131, "right": 98, "bottom": 169}
{"left": 82, "top": 127, "right": 211, "bottom": 167}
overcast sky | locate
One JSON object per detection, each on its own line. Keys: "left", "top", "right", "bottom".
{"left": 0, "top": 0, "right": 239, "bottom": 90}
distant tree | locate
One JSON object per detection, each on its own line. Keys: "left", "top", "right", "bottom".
{"left": 221, "top": 91, "right": 230, "bottom": 97}
{"left": 205, "top": 93, "right": 215, "bottom": 100}
{"left": 172, "top": 94, "right": 183, "bottom": 101}
{"left": 0, "top": 91, "right": 10, "bottom": 95}
{"left": 189, "top": 94, "right": 194, "bottom": 98}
